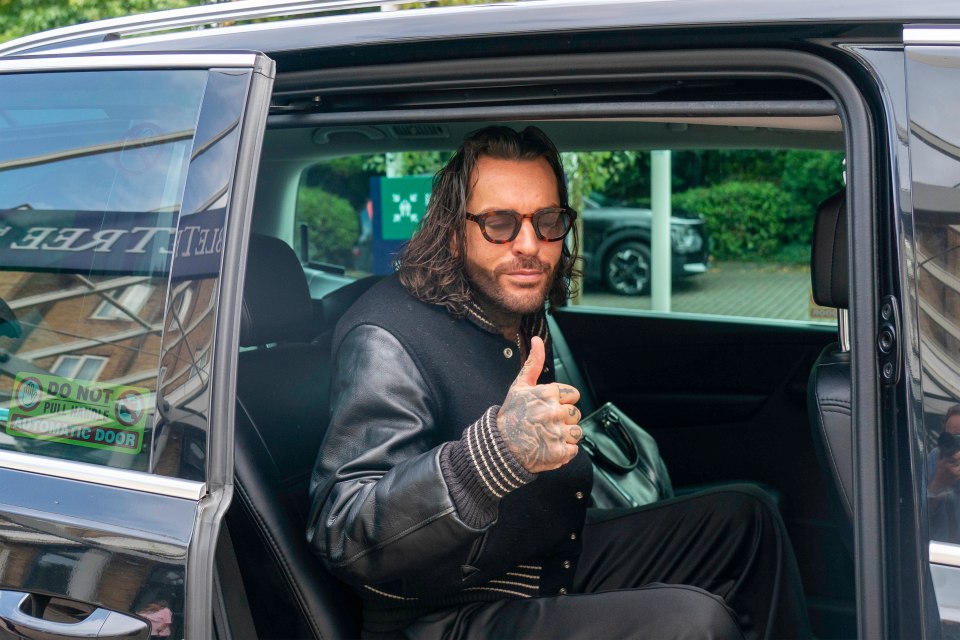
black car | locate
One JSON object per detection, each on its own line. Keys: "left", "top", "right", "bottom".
{"left": 581, "top": 194, "right": 709, "bottom": 295}
{"left": 0, "top": 2, "right": 956, "bottom": 639}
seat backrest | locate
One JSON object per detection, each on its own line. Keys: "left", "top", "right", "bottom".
{"left": 229, "top": 234, "right": 369, "bottom": 639}
{"left": 807, "top": 191, "right": 854, "bottom": 536}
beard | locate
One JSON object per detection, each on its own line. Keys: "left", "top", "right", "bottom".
{"left": 465, "top": 256, "right": 557, "bottom": 323}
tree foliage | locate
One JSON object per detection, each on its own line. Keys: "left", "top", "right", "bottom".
{"left": 0, "top": 0, "right": 517, "bottom": 44}
{"left": 673, "top": 181, "right": 810, "bottom": 262}
{"left": 297, "top": 187, "right": 359, "bottom": 266}
{"left": 572, "top": 149, "right": 843, "bottom": 263}
{"left": 0, "top": 0, "right": 197, "bottom": 43}
{"left": 397, "top": 0, "right": 512, "bottom": 7}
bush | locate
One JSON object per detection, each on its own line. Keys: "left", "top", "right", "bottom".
{"left": 296, "top": 187, "right": 359, "bottom": 266}
{"left": 779, "top": 150, "right": 845, "bottom": 211}
{"left": 673, "top": 181, "right": 811, "bottom": 262}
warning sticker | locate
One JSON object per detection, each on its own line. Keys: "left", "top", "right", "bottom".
{"left": 7, "top": 373, "right": 151, "bottom": 455}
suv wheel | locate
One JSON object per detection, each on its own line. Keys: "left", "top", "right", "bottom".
{"left": 603, "top": 241, "right": 651, "bottom": 295}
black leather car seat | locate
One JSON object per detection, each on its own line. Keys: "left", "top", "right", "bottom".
{"left": 228, "top": 234, "right": 376, "bottom": 639}
{"left": 807, "top": 190, "right": 854, "bottom": 548}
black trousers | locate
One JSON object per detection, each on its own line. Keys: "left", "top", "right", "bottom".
{"left": 404, "top": 485, "right": 810, "bottom": 640}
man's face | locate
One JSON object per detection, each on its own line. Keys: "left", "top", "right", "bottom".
{"left": 947, "top": 414, "right": 960, "bottom": 437}
{"left": 463, "top": 155, "right": 564, "bottom": 319}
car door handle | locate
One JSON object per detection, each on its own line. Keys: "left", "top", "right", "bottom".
{"left": 0, "top": 590, "right": 149, "bottom": 640}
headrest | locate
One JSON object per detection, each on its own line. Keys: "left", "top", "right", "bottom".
{"left": 316, "top": 275, "right": 382, "bottom": 335}
{"left": 240, "top": 234, "right": 313, "bottom": 346}
{"left": 810, "top": 190, "right": 848, "bottom": 309}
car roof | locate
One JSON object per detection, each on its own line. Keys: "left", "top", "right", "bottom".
{"left": 0, "top": 0, "right": 954, "bottom": 59}
{"left": 0, "top": 0, "right": 856, "bottom": 156}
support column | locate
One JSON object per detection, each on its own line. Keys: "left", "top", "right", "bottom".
{"left": 651, "top": 150, "right": 672, "bottom": 312}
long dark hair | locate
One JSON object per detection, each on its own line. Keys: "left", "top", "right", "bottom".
{"left": 397, "top": 125, "right": 579, "bottom": 316}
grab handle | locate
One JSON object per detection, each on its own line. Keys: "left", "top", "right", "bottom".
{"left": 0, "top": 590, "right": 149, "bottom": 639}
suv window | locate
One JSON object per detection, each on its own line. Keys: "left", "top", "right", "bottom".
{"left": 0, "top": 69, "right": 207, "bottom": 472}
{"left": 569, "top": 148, "right": 843, "bottom": 324}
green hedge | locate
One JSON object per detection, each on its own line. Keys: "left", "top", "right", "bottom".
{"left": 673, "top": 181, "right": 812, "bottom": 262}
{"left": 296, "top": 187, "right": 359, "bottom": 266}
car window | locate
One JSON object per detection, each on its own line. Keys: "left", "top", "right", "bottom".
{"left": 905, "top": 46, "right": 960, "bottom": 551}
{"left": 570, "top": 148, "right": 843, "bottom": 323}
{"left": 0, "top": 69, "right": 208, "bottom": 472}
{"left": 295, "top": 153, "right": 447, "bottom": 280}
{"left": 296, "top": 146, "right": 843, "bottom": 325}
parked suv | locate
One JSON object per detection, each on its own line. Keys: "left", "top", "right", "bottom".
{"left": 581, "top": 193, "right": 709, "bottom": 295}
{"left": 0, "top": 2, "right": 957, "bottom": 639}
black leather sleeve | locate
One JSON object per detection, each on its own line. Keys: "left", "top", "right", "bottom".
{"left": 307, "top": 324, "right": 494, "bottom": 587}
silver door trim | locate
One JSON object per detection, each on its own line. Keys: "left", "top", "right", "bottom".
{"left": 904, "top": 27, "right": 960, "bottom": 45}
{"left": 0, "top": 53, "right": 259, "bottom": 73}
{"left": 0, "top": 450, "right": 205, "bottom": 500}
{"left": 931, "top": 541, "right": 960, "bottom": 566}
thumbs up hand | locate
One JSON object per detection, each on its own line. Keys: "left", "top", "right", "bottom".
{"left": 496, "top": 337, "right": 583, "bottom": 474}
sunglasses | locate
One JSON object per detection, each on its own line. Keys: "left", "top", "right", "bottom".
{"left": 466, "top": 207, "right": 577, "bottom": 244}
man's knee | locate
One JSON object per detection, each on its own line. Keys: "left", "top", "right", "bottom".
{"left": 420, "top": 586, "right": 746, "bottom": 639}
{"left": 635, "top": 584, "right": 745, "bottom": 640}
{"left": 684, "top": 483, "right": 782, "bottom": 529}
{"left": 576, "top": 584, "right": 744, "bottom": 639}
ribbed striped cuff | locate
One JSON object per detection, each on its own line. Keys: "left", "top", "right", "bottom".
{"left": 440, "top": 406, "right": 536, "bottom": 528}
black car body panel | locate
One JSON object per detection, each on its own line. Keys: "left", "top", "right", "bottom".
{"left": 0, "top": 2, "right": 957, "bottom": 639}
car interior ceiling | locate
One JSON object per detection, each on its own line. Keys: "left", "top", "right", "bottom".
{"left": 230, "top": 100, "right": 855, "bottom": 637}
{"left": 262, "top": 114, "right": 844, "bottom": 162}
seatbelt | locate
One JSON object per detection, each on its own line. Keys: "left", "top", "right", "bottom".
{"left": 546, "top": 311, "right": 596, "bottom": 415}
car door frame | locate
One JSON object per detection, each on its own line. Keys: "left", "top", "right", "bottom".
{"left": 0, "top": 51, "right": 274, "bottom": 639}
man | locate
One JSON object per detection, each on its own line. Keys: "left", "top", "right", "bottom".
{"left": 926, "top": 405, "right": 960, "bottom": 542}
{"left": 307, "top": 126, "right": 809, "bottom": 639}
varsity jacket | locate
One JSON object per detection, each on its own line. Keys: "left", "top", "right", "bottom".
{"left": 306, "top": 275, "right": 592, "bottom": 634}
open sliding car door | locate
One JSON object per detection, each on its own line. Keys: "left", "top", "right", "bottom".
{"left": 0, "top": 52, "right": 273, "bottom": 639}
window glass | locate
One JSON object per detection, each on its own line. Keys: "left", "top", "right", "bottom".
{"left": 91, "top": 284, "right": 155, "bottom": 320}
{"left": 905, "top": 46, "right": 960, "bottom": 637}
{"left": 50, "top": 355, "right": 108, "bottom": 381}
{"left": 0, "top": 69, "right": 207, "bottom": 472}
{"left": 294, "top": 153, "right": 447, "bottom": 281}
{"left": 297, "top": 146, "right": 843, "bottom": 323}
{"left": 569, "top": 148, "right": 842, "bottom": 323}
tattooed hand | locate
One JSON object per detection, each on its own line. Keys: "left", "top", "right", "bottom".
{"left": 496, "top": 336, "right": 582, "bottom": 473}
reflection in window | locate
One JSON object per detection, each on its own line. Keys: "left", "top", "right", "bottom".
{"left": 0, "top": 70, "right": 208, "bottom": 473}
{"left": 92, "top": 284, "right": 155, "bottom": 321}
{"left": 50, "top": 355, "right": 107, "bottom": 381}
{"left": 27, "top": 550, "right": 81, "bottom": 595}
{"left": 170, "top": 285, "right": 194, "bottom": 325}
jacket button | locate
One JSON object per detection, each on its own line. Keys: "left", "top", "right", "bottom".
{"left": 559, "top": 588, "right": 568, "bottom": 595}
{"left": 503, "top": 348, "right": 513, "bottom": 358}
{"left": 562, "top": 560, "right": 572, "bottom": 569}
{"left": 575, "top": 491, "right": 584, "bottom": 500}
{"left": 569, "top": 532, "right": 577, "bottom": 541}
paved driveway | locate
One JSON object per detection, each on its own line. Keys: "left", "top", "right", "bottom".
{"left": 578, "top": 261, "right": 830, "bottom": 322}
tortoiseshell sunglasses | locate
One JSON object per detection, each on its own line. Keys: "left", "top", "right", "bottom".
{"left": 466, "top": 207, "right": 576, "bottom": 244}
